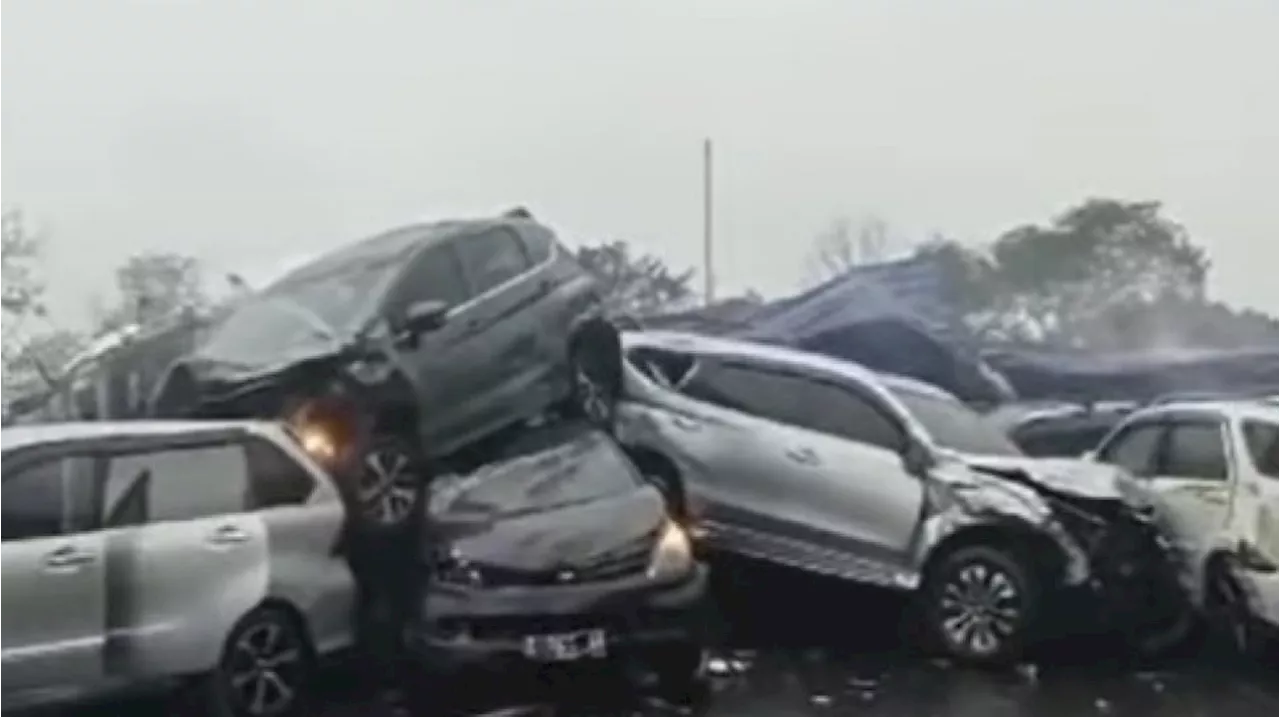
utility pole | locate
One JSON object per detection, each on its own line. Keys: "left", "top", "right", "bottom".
{"left": 702, "top": 138, "right": 715, "bottom": 305}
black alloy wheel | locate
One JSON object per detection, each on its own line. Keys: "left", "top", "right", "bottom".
{"left": 209, "top": 607, "right": 315, "bottom": 717}
{"left": 354, "top": 435, "right": 425, "bottom": 533}
{"left": 924, "top": 546, "right": 1036, "bottom": 665}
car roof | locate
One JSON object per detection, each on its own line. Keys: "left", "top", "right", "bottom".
{"left": 622, "top": 330, "right": 962, "bottom": 402}
{"left": 269, "top": 216, "right": 531, "bottom": 289}
{"left": 1123, "top": 398, "right": 1279, "bottom": 425}
{"left": 1, "top": 420, "right": 273, "bottom": 454}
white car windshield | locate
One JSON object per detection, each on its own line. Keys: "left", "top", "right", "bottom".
{"left": 890, "top": 387, "right": 1023, "bottom": 457}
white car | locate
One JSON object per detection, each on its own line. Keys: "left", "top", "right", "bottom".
{"left": 1090, "top": 397, "right": 1278, "bottom": 653}
{"left": 1, "top": 420, "right": 356, "bottom": 716}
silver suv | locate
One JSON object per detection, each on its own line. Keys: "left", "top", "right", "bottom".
{"left": 616, "top": 331, "right": 1188, "bottom": 663}
{"left": 149, "top": 208, "right": 621, "bottom": 532}
{"left": 1, "top": 420, "right": 355, "bottom": 716}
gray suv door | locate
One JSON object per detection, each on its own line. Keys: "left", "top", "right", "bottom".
{"left": 450, "top": 226, "right": 549, "bottom": 437}
{"left": 1, "top": 454, "right": 106, "bottom": 706}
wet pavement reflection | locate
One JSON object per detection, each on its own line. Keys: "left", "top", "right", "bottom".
{"left": 64, "top": 556, "right": 1278, "bottom": 717}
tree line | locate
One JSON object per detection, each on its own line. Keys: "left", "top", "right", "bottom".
{"left": 3, "top": 197, "right": 1275, "bottom": 396}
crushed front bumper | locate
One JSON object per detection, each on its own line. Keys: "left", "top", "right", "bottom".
{"left": 403, "top": 565, "right": 710, "bottom": 672}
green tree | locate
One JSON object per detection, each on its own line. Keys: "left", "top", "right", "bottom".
{"left": 7, "top": 329, "right": 89, "bottom": 383}
{"left": 918, "top": 198, "right": 1228, "bottom": 348}
{"left": 101, "top": 252, "right": 208, "bottom": 329}
{"left": 3, "top": 209, "right": 50, "bottom": 389}
{"left": 574, "top": 241, "right": 696, "bottom": 317}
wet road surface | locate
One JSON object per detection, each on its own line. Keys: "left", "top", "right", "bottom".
{"left": 61, "top": 556, "right": 1278, "bottom": 717}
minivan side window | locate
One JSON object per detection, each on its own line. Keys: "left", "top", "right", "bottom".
{"left": 1160, "top": 421, "right": 1228, "bottom": 481}
{"left": 2, "top": 456, "right": 96, "bottom": 541}
{"left": 244, "top": 438, "right": 316, "bottom": 508}
{"left": 103, "top": 444, "right": 250, "bottom": 527}
{"left": 1098, "top": 423, "right": 1163, "bottom": 476}
{"left": 455, "top": 228, "right": 532, "bottom": 296}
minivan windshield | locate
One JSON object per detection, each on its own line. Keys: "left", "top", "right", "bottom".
{"left": 890, "top": 387, "right": 1023, "bottom": 457}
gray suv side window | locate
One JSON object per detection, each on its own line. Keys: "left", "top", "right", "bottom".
{"left": 103, "top": 444, "right": 250, "bottom": 526}
{"left": 455, "top": 228, "right": 532, "bottom": 296}
{"left": 386, "top": 242, "right": 470, "bottom": 313}
{"left": 1, "top": 456, "right": 95, "bottom": 541}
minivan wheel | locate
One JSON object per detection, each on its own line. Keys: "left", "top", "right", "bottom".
{"left": 922, "top": 546, "right": 1037, "bottom": 665}
{"left": 353, "top": 434, "right": 425, "bottom": 533}
{"left": 207, "top": 606, "right": 315, "bottom": 717}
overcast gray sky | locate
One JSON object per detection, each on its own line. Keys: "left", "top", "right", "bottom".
{"left": 3, "top": 0, "right": 1276, "bottom": 331}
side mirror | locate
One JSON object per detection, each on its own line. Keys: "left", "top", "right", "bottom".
{"left": 1079, "top": 450, "right": 1098, "bottom": 461}
{"left": 397, "top": 300, "right": 450, "bottom": 335}
{"left": 1236, "top": 539, "right": 1279, "bottom": 574}
{"left": 901, "top": 438, "right": 935, "bottom": 476}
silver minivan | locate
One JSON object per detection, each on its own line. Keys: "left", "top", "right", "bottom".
{"left": 1, "top": 420, "right": 356, "bottom": 716}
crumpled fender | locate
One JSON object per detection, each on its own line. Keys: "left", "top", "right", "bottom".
{"left": 912, "top": 457, "right": 1093, "bottom": 586}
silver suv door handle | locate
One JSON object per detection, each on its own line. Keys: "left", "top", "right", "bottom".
{"left": 206, "top": 524, "right": 250, "bottom": 547}
{"left": 785, "top": 446, "right": 819, "bottom": 466}
{"left": 44, "top": 545, "right": 95, "bottom": 571}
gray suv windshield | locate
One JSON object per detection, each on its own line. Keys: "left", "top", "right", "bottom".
{"left": 201, "top": 261, "right": 400, "bottom": 365}
{"left": 890, "top": 388, "right": 1022, "bottom": 457}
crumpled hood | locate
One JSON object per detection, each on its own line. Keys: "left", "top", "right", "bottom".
{"left": 959, "top": 453, "right": 1131, "bottom": 501}
{"left": 426, "top": 429, "right": 666, "bottom": 573}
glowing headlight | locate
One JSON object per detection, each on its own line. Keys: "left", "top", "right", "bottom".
{"left": 294, "top": 423, "right": 338, "bottom": 463}
{"left": 646, "top": 521, "right": 694, "bottom": 581}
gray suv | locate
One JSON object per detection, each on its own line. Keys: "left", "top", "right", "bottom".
{"left": 149, "top": 208, "right": 621, "bottom": 532}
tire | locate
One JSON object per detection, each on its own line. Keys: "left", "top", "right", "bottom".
{"left": 349, "top": 433, "right": 427, "bottom": 537}
{"left": 921, "top": 545, "right": 1038, "bottom": 665}
{"left": 565, "top": 336, "right": 620, "bottom": 430}
{"left": 204, "top": 606, "right": 316, "bottom": 717}
{"left": 1204, "top": 560, "right": 1262, "bottom": 660}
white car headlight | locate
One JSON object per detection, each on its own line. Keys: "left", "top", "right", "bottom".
{"left": 647, "top": 521, "right": 694, "bottom": 581}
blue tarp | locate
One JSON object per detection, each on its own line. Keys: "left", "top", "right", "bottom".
{"left": 985, "top": 347, "right": 1279, "bottom": 402}
{"left": 727, "top": 257, "right": 1014, "bottom": 404}
{"left": 652, "top": 256, "right": 1278, "bottom": 406}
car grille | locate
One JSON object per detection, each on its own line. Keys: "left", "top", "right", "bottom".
{"left": 433, "top": 609, "right": 689, "bottom": 641}
{"left": 472, "top": 534, "right": 654, "bottom": 587}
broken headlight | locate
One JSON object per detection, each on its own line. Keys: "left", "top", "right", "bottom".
{"left": 433, "top": 550, "right": 485, "bottom": 588}
{"left": 646, "top": 521, "right": 694, "bottom": 581}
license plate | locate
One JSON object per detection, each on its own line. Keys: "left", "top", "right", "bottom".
{"left": 522, "top": 629, "right": 607, "bottom": 662}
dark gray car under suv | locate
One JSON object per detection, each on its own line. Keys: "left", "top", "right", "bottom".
{"left": 149, "top": 208, "right": 622, "bottom": 533}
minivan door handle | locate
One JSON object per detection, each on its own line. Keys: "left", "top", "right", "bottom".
{"left": 784, "top": 446, "right": 819, "bottom": 466}
{"left": 206, "top": 524, "right": 250, "bottom": 547}
{"left": 43, "top": 545, "right": 95, "bottom": 571}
